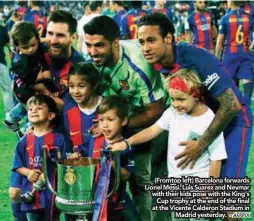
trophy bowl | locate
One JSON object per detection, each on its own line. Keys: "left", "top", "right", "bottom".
{"left": 42, "top": 147, "right": 120, "bottom": 219}
{"left": 55, "top": 158, "right": 100, "bottom": 215}
{"left": 43, "top": 154, "right": 101, "bottom": 215}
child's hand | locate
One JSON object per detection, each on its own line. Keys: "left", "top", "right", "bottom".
{"left": 68, "top": 152, "right": 82, "bottom": 160}
{"left": 38, "top": 173, "right": 45, "bottom": 183}
{"left": 107, "top": 141, "right": 128, "bottom": 152}
{"left": 25, "top": 126, "right": 34, "bottom": 135}
{"left": 88, "top": 119, "right": 102, "bottom": 138}
{"left": 27, "top": 169, "right": 41, "bottom": 183}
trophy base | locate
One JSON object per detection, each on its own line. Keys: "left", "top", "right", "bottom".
{"left": 55, "top": 196, "right": 94, "bottom": 215}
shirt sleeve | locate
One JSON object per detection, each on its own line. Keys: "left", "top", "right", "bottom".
{"left": 155, "top": 107, "right": 172, "bottom": 131}
{"left": 189, "top": 45, "right": 236, "bottom": 98}
{"left": 208, "top": 132, "right": 227, "bottom": 161}
{"left": 120, "top": 14, "right": 129, "bottom": 37}
{"left": 12, "top": 140, "right": 26, "bottom": 171}
{"left": 219, "top": 15, "right": 227, "bottom": 35}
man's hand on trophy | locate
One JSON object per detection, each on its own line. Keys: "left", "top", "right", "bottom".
{"left": 68, "top": 152, "right": 82, "bottom": 160}
{"left": 27, "top": 169, "right": 42, "bottom": 183}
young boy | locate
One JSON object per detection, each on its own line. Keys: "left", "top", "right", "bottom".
{"left": 69, "top": 95, "right": 141, "bottom": 221}
{"left": 3, "top": 21, "right": 61, "bottom": 138}
{"left": 108, "top": 69, "right": 227, "bottom": 220}
{"left": 10, "top": 95, "right": 66, "bottom": 221}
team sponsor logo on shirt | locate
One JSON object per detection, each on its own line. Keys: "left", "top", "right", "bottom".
{"left": 203, "top": 73, "right": 220, "bottom": 90}
{"left": 29, "top": 156, "right": 42, "bottom": 167}
{"left": 197, "top": 23, "right": 211, "bottom": 31}
{"left": 119, "top": 80, "right": 130, "bottom": 91}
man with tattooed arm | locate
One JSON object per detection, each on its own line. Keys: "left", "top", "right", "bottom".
{"left": 137, "top": 13, "right": 253, "bottom": 179}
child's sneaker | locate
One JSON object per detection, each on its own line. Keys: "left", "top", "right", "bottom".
{"left": 3, "top": 120, "right": 20, "bottom": 132}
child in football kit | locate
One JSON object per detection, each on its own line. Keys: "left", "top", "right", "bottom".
{"left": 108, "top": 69, "right": 227, "bottom": 220}
{"left": 11, "top": 95, "right": 66, "bottom": 221}
{"left": 62, "top": 62, "right": 103, "bottom": 156}
{"left": 69, "top": 95, "right": 141, "bottom": 221}
{"left": 3, "top": 21, "right": 62, "bottom": 137}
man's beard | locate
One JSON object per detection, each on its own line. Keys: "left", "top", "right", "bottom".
{"left": 196, "top": 6, "right": 205, "bottom": 12}
{"left": 48, "top": 44, "right": 70, "bottom": 60}
{"left": 94, "top": 51, "right": 114, "bottom": 68}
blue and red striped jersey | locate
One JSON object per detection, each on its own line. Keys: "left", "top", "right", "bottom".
{"left": 219, "top": 9, "right": 253, "bottom": 54}
{"left": 120, "top": 9, "right": 147, "bottom": 39}
{"left": 242, "top": 4, "right": 254, "bottom": 19}
{"left": 113, "top": 9, "right": 126, "bottom": 28}
{"left": 185, "top": 11, "right": 215, "bottom": 50}
{"left": 77, "top": 136, "right": 135, "bottom": 211}
{"left": 62, "top": 96, "right": 98, "bottom": 154}
{"left": 12, "top": 132, "right": 66, "bottom": 211}
{"left": 44, "top": 47, "right": 84, "bottom": 96}
{"left": 23, "top": 10, "right": 47, "bottom": 37}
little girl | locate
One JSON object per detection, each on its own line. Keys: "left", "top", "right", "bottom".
{"left": 62, "top": 62, "right": 103, "bottom": 156}
{"left": 11, "top": 95, "right": 66, "bottom": 221}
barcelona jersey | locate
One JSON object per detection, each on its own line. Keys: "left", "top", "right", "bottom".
{"left": 12, "top": 132, "right": 66, "bottom": 211}
{"left": 219, "top": 9, "right": 253, "bottom": 54}
{"left": 185, "top": 11, "right": 215, "bottom": 50}
{"left": 23, "top": 10, "right": 47, "bottom": 37}
{"left": 113, "top": 9, "right": 126, "bottom": 28}
{"left": 45, "top": 47, "right": 84, "bottom": 96}
{"left": 120, "top": 9, "right": 147, "bottom": 39}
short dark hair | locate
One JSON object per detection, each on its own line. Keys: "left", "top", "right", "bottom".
{"left": 232, "top": 1, "right": 243, "bottom": 7}
{"left": 89, "top": 0, "right": 103, "bottom": 12}
{"left": 131, "top": 0, "right": 142, "bottom": 9}
{"left": 138, "top": 12, "right": 175, "bottom": 39}
{"left": 27, "top": 95, "right": 60, "bottom": 128}
{"left": 68, "top": 62, "right": 101, "bottom": 88}
{"left": 10, "top": 21, "right": 39, "bottom": 47}
{"left": 48, "top": 10, "right": 77, "bottom": 35}
{"left": 30, "top": 0, "right": 41, "bottom": 7}
{"left": 112, "top": 1, "right": 124, "bottom": 7}
{"left": 84, "top": 15, "right": 120, "bottom": 42}
{"left": 97, "top": 95, "right": 129, "bottom": 120}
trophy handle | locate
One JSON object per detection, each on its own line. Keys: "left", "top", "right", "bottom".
{"left": 41, "top": 147, "right": 58, "bottom": 196}
{"left": 107, "top": 152, "right": 120, "bottom": 198}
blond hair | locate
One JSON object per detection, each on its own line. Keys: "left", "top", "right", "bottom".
{"left": 167, "top": 68, "right": 203, "bottom": 93}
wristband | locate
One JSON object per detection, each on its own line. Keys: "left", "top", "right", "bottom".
{"left": 123, "top": 139, "right": 131, "bottom": 151}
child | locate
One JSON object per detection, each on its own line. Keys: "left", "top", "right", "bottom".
{"left": 3, "top": 21, "right": 62, "bottom": 137}
{"left": 62, "top": 62, "right": 103, "bottom": 156}
{"left": 108, "top": 69, "right": 227, "bottom": 220}
{"left": 10, "top": 95, "right": 66, "bottom": 221}
{"left": 69, "top": 95, "right": 141, "bottom": 221}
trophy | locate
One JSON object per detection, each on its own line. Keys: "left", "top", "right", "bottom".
{"left": 21, "top": 179, "right": 45, "bottom": 203}
{"left": 42, "top": 147, "right": 120, "bottom": 221}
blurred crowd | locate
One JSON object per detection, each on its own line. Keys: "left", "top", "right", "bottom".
{"left": 0, "top": 0, "right": 235, "bottom": 42}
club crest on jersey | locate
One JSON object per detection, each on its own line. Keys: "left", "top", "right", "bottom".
{"left": 119, "top": 71, "right": 130, "bottom": 91}
{"left": 119, "top": 80, "right": 130, "bottom": 91}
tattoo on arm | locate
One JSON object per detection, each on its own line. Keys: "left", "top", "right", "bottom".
{"left": 199, "top": 88, "right": 240, "bottom": 149}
